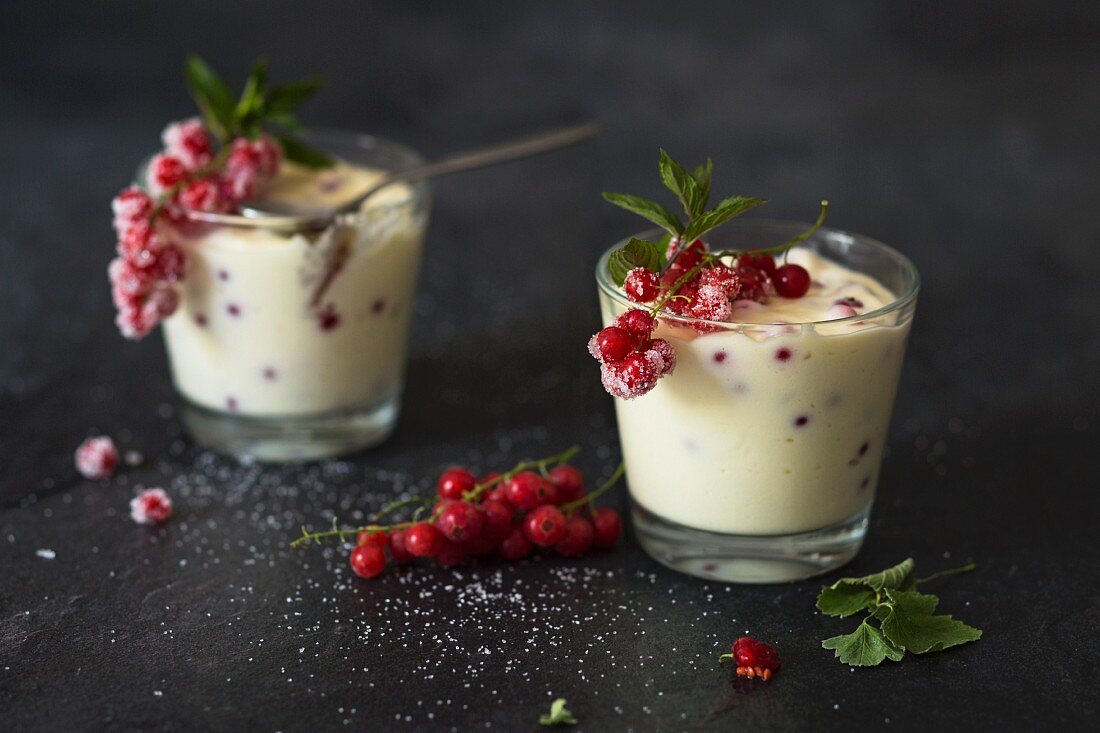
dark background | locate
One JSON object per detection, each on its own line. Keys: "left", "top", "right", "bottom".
{"left": 2, "top": 1, "right": 1098, "bottom": 731}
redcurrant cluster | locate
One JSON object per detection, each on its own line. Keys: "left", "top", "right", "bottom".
{"left": 108, "top": 118, "right": 282, "bottom": 339}
{"left": 295, "top": 451, "right": 625, "bottom": 580}
{"left": 735, "top": 251, "right": 810, "bottom": 301}
{"left": 587, "top": 309, "right": 675, "bottom": 399}
{"left": 720, "top": 636, "right": 781, "bottom": 681}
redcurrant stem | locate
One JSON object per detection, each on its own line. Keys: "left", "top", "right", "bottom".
{"left": 913, "top": 562, "right": 977, "bottom": 585}
{"left": 718, "top": 653, "right": 733, "bottom": 663}
{"left": 461, "top": 444, "right": 581, "bottom": 502}
{"left": 561, "top": 460, "right": 625, "bottom": 513}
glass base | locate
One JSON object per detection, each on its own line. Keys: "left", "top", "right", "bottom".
{"left": 179, "top": 395, "right": 399, "bottom": 462}
{"left": 631, "top": 502, "right": 870, "bottom": 584}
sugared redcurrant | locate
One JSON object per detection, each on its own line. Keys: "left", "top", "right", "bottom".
{"left": 624, "top": 268, "right": 660, "bottom": 302}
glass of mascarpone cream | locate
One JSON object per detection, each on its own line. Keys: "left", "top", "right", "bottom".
{"left": 161, "top": 132, "right": 430, "bottom": 461}
{"left": 595, "top": 220, "right": 919, "bottom": 583}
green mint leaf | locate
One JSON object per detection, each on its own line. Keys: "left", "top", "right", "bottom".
{"left": 682, "top": 195, "right": 767, "bottom": 242}
{"left": 265, "top": 111, "right": 304, "bottom": 132}
{"left": 602, "top": 192, "right": 683, "bottom": 236}
{"left": 880, "top": 589, "right": 982, "bottom": 654}
{"left": 657, "top": 149, "right": 701, "bottom": 219}
{"left": 539, "top": 698, "right": 577, "bottom": 726}
{"left": 234, "top": 57, "right": 268, "bottom": 129}
{"left": 267, "top": 78, "right": 324, "bottom": 113}
{"left": 275, "top": 134, "right": 334, "bottom": 169}
{"left": 822, "top": 620, "right": 904, "bottom": 666}
{"left": 607, "top": 238, "right": 664, "bottom": 286}
{"left": 817, "top": 580, "right": 878, "bottom": 618}
{"left": 853, "top": 558, "right": 915, "bottom": 592}
{"left": 184, "top": 55, "right": 237, "bottom": 141}
{"left": 691, "top": 159, "right": 713, "bottom": 216}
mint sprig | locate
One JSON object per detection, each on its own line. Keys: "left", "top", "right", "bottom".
{"left": 184, "top": 55, "right": 331, "bottom": 168}
{"left": 539, "top": 698, "right": 577, "bottom": 726}
{"left": 818, "top": 558, "right": 982, "bottom": 667}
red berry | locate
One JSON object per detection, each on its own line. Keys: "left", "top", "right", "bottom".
{"left": 461, "top": 532, "right": 498, "bottom": 557}
{"left": 646, "top": 338, "right": 676, "bottom": 376}
{"left": 668, "top": 239, "right": 706, "bottom": 269}
{"left": 590, "top": 326, "right": 633, "bottom": 364}
{"left": 161, "top": 118, "right": 213, "bottom": 170}
{"left": 699, "top": 264, "right": 741, "bottom": 299}
{"left": 623, "top": 268, "right": 660, "bottom": 302}
{"left": 524, "top": 505, "right": 568, "bottom": 547}
{"left": 437, "top": 467, "right": 477, "bottom": 501}
{"left": 148, "top": 154, "right": 188, "bottom": 194}
{"left": 774, "top": 264, "right": 811, "bottom": 298}
{"left": 480, "top": 500, "right": 514, "bottom": 542}
{"left": 498, "top": 526, "right": 534, "bottom": 561}
{"left": 75, "top": 436, "right": 119, "bottom": 479}
{"left": 388, "top": 529, "right": 416, "bottom": 564}
{"left": 349, "top": 544, "right": 386, "bottom": 579}
{"left": 484, "top": 484, "right": 511, "bottom": 505}
{"left": 112, "top": 187, "right": 154, "bottom": 233}
{"left": 548, "top": 465, "right": 585, "bottom": 503}
{"left": 734, "top": 263, "right": 774, "bottom": 302}
{"left": 732, "top": 636, "right": 781, "bottom": 672}
{"left": 435, "top": 501, "right": 485, "bottom": 543}
{"left": 405, "top": 522, "right": 442, "bottom": 557}
{"left": 614, "top": 309, "right": 656, "bottom": 339}
{"left": 504, "top": 471, "right": 544, "bottom": 511}
{"left": 739, "top": 253, "right": 777, "bottom": 277}
{"left": 554, "top": 515, "right": 595, "bottom": 557}
{"left": 434, "top": 538, "right": 468, "bottom": 568}
{"left": 619, "top": 352, "right": 658, "bottom": 391}
{"left": 179, "top": 178, "right": 223, "bottom": 213}
{"left": 357, "top": 531, "right": 389, "bottom": 550}
{"left": 129, "top": 488, "right": 172, "bottom": 525}
{"left": 592, "top": 508, "right": 623, "bottom": 549}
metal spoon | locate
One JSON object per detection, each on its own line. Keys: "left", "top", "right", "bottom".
{"left": 238, "top": 122, "right": 599, "bottom": 227}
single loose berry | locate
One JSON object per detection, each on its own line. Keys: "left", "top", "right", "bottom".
{"left": 624, "top": 267, "right": 660, "bottom": 302}
{"left": 405, "top": 522, "right": 442, "bottom": 557}
{"left": 480, "top": 499, "right": 515, "bottom": 542}
{"left": 437, "top": 467, "right": 477, "bottom": 501}
{"left": 388, "top": 529, "right": 416, "bottom": 564}
{"left": 357, "top": 531, "right": 389, "bottom": 550}
{"left": 590, "top": 326, "right": 634, "bottom": 364}
{"left": 75, "top": 436, "right": 119, "bottom": 479}
{"left": 592, "top": 508, "right": 623, "bottom": 549}
{"left": 349, "top": 543, "right": 386, "bottom": 579}
{"left": 435, "top": 501, "right": 485, "bottom": 543}
{"left": 614, "top": 309, "right": 656, "bottom": 339}
{"left": 498, "top": 526, "right": 534, "bottom": 561}
{"left": 130, "top": 488, "right": 172, "bottom": 525}
{"left": 504, "top": 471, "right": 544, "bottom": 511}
{"left": 731, "top": 636, "right": 781, "bottom": 678}
{"left": 774, "top": 264, "right": 811, "bottom": 298}
{"left": 548, "top": 465, "right": 585, "bottom": 503}
{"left": 524, "top": 505, "right": 568, "bottom": 547}
{"left": 554, "top": 515, "right": 595, "bottom": 557}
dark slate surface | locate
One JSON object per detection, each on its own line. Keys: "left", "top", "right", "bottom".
{"left": 1, "top": 1, "right": 1098, "bottom": 731}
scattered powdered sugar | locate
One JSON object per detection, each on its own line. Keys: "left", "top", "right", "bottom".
{"left": 35, "top": 548, "right": 56, "bottom": 560}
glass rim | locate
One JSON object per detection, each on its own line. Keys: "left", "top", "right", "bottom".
{"left": 594, "top": 219, "right": 920, "bottom": 328}
{"left": 141, "top": 129, "right": 428, "bottom": 232}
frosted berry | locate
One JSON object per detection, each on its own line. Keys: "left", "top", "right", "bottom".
{"left": 548, "top": 465, "right": 584, "bottom": 502}
{"left": 589, "top": 326, "right": 634, "bottom": 364}
{"left": 161, "top": 118, "right": 213, "bottom": 170}
{"left": 179, "top": 177, "right": 224, "bottom": 213}
{"left": 614, "top": 309, "right": 656, "bottom": 339}
{"left": 624, "top": 267, "right": 660, "bottom": 302}
{"left": 130, "top": 488, "right": 173, "bottom": 525}
{"left": 74, "top": 436, "right": 119, "bottom": 479}
{"left": 553, "top": 515, "right": 595, "bottom": 557}
{"left": 147, "top": 154, "right": 188, "bottom": 195}
{"left": 435, "top": 501, "right": 484, "bottom": 543}
{"left": 698, "top": 264, "right": 741, "bottom": 299}
{"left": 504, "top": 471, "right": 544, "bottom": 511}
{"left": 774, "top": 264, "right": 811, "bottom": 298}
{"left": 224, "top": 139, "right": 263, "bottom": 201}
{"left": 690, "top": 282, "right": 734, "bottom": 323}
{"left": 437, "top": 467, "right": 477, "bottom": 501}
{"left": 647, "top": 338, "right": 676, "bottom": 376}
{"left": 498, "top": 526, "right": 534, "bottom": 561}
{"left": 524, "top": 505, "right": 568, "bottom": 547}
{"left": 349, "top": 543, "right": 386, "bottom": 579}
{"left": 112, "top": 187, "right": 154, "bottom": 233}
{"left": 405, "top": 522, "right": 442, "bottom": 558}
{"left": 592, "top": 508, "right": 623, "bottom": 549}
{"left": 619, "top": 351, "right": 659, "bottom": 391}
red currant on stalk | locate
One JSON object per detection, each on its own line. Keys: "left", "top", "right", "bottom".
{"left": 740, "top": 252, "right": 777, "bottom": 277}
{"left": 548, "top": 465, "right": 585, "bottom": 502}
{"left": 774, "top": 264, "right": 811, "bottom": 298}
{"left": 437, "top": 467, "right": 476, "bottom": 500}
{"left": 499, "top": 526, "right": 534, "bottom": 561}
{"left": 480, "top": 499, "right": 515, "bottom": 542}
{"left": 349, "top": 543, "right": 387, "bottom": 579}
{"left": 624, "top": 267, "right": 660, "bottom": 302}
{"left": 435, "top": 538, "right": 468, "bottom": 568}
{"left": 615, "top": 308, "right": 656, "bottom": 339}
{"left": 357, "top": 530, "right": 389, "bottom": 550}
{"left": 504, "top": 471, "right": 544, "bottom": 511}
{"left": 405, "top": 522, "right": 442, "bottom": 557}
{"left": 524, "top": 505, "right": 569, "bottom": 547}
{"left": 669, "top": 238, "right": 707, "bottom": 269}
{"left": 592, "top": 326, "right": 634, "bottom": 363}
{"left": 435, "top": 501, "right": 485, "bottom": 543}
{"left": 388, "top": 529, "right": 415, "bottom": 564}
{"left": 592, "top": 507, "right": 623, "bottom": 548}
{"left": 553, "top": 515, "right": 596, "bottom": 557}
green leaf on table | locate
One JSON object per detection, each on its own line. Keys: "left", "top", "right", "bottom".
{"left": 539, "top": 698, "right": 577, "bottom": 726}
{"left": 607, "top": 237, "right": 664, "bottom": 286}
{"left": 817, "top": 580, "right": 878, "bottom": 618}
{"left": 275, "top": 134, "right": 334, "bottom": 169}
{"left": 822, "top": 620, "right": 905, "bottom": 666}
{"left": 682, "top": 195, "right": 767, "bottom": 243}
{"left": 602, "top": 192, "right": 683, "bottom": 236}
{"left": 880, "top": 589, "right": 982, "bottom": 653}
{"left": 184, "top": 55, "right": 237, "bottom": 141}
{"left": 852, "top": 557, "right": 915, "bottom": 592}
